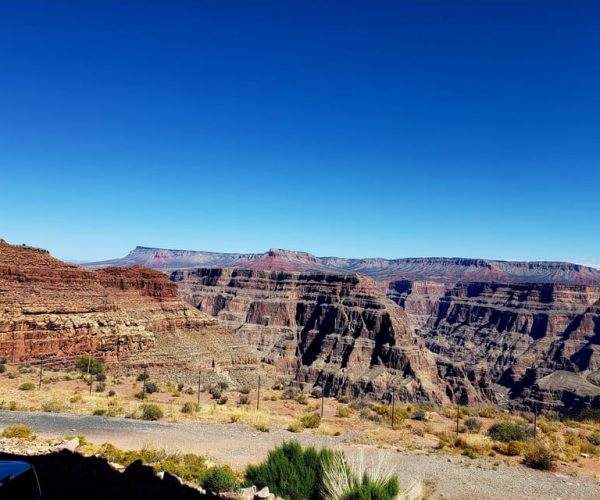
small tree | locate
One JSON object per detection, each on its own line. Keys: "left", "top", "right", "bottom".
{"left": 75, "top": 356, "right": 104, "bottom": 376}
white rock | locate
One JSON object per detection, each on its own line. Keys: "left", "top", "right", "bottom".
{"left": 257, "top": 486, "right": 270, "bottom": 498}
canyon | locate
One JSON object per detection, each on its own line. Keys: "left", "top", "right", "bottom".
{"left": 89, "top": 246, "right": 600, "bottom": 414}
{"left": 4, "top": 239, "right": 600, "bottom": 414}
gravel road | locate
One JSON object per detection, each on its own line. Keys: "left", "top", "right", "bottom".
{"left": 1, "top": 410, "right": 598, "bottom": 499}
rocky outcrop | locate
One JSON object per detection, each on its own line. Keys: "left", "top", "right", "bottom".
{"left": 0, "top": 240, "right": 257, "bottom": 372}
{"left": 421, "top": 282, "right": 600, "bottom": 412}
{"left": 171, "top": 268, "right": 453, "bottom": 404}
{"left": 87, "top": 247, "right": 600, "bottom": 285}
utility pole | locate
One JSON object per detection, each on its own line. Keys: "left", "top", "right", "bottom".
{"left": 87, "top": 355, "right": 93, "bottom": 395}
{"left": 391, "top": 390, "right": 396, "bottom": 429}
{"left": 142, "top": 365, "right": 147, "bottom": 400}
{"left": 38, "top": 363, "right": 43, "bottom": 390}
{"left": 256, "top": 375, "right": 261, "bottom": 411}
{"left": 456, "top": 404, "right": 460, "bottom": 437}
{"left": 197, "top": 367, "right": 201, "bottom": 406}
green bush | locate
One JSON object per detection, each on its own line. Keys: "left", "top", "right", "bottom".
{"left": 18, "top": 382, "right": 36, "bottom": 391}
{"left": 0, "top": 364, "right": 6, "bottom": 374}
{"left": 141, "top": 404, "right": 163, "bottom": 421}
{"left": 93, "top": 409, "right": 107, "bottom": 416}
{"left": 239, "top": 386, "right": 251, "bottom": 395}
{"left": 588, "top": 431, "right": 600, "bottom": 446}
{"left": 75, "top": 356, "right": 104, "bottom": 376}
{"left": 239, "top": 394, "right": 250, "bottom": 405}
{"left": 201, "top": 466, "right": 238, "bottom": 493}
{"left": 578, "top": 408, "right": 600, "bottom": 423}
{"left": 412, "top": 409, "right": 427, "bottom": 421}
{"left": 523, "top": 443, "right": 554, "bottom": 470}
{"left": 465, "top": 417, "right": 483, "bottom": 433}
{"left": 181, "top": 401, "right": 197, "bottom": 414}
{"left": 300, "top": 413, "right": 321, "bottom": 429}
{"left": 341, "top": 476, "right": 399, "bottom": 500}
{"left": 209, "top": 385, "right": 223, "bottom": 400}
{"left": 487, "top": 422, "right": 528, "bottom": 442}
{"left": 145, "top": 381, "right": 159, "bottom": 394}
{"left": 2, "top": 424, "right": 34, "bottom": 440}
{"left": 42, "top": 400, "right": 64, "bottom": 412}
{"left": 245, "top": 441, "right": 334, "bottom": 500}
{"left": 108, "top": 390, "right": 116, "bottom": 397}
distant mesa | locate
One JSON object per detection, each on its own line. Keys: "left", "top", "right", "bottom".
{"left": 85, "top": 246, "right": 600, "bottom": 285}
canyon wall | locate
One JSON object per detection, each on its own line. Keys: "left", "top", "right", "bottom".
{"left": 170, "top": 268, "right": 461, "bottom": 404}
{"left": 0, "top": 241, "right": 256, "bottom": 372}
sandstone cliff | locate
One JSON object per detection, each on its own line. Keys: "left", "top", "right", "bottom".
{"left": 0, "top": 240, "right": 258, "bottom": 374}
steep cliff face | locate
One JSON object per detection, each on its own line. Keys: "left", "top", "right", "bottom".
{"left": 0, "top": 241, "right": 253, "bottom": 370}
{"left": 422, "top": 282, "right": 600, "bottom": 412}
{"left": 171, "top": 268, "right": 453, "bottom": 404}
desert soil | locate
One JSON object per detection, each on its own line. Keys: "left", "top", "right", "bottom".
{"left": 1, "top": 410, "right": 598, "bottom": 500}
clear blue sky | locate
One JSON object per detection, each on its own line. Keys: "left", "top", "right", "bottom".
{"left": 1, "top": 1, "right": 598, "bottom": 265}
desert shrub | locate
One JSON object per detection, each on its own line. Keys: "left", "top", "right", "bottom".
{"left": 465, "top": 417, "right": 483, "bottom": 433}
{"left": 255, "top": 420, "right": 270, "bottom": 433}
{"left": 478, "top": 407, "right": 501, "bottom": 418}
{"left": 341, "top": 477, "right": 399, "bottom": 500}
{"left": 177, "top": 382, "right": 185, "bottom": 392}
{"left": 239, "top": 386, "right": 251, "bottom": 395}
{"left": 282, "top": 387, "right": 302, "bottom": 400}
{"left": 300, "top": 413, "right": 321, "bottom": 429}
{"left": 336, "top": 405, "right": 351, "bottom": 418}
{"left": 75, "top": 356, "right": 104, "bottom": 376}
{"left": 311, "top": 387, "right": 323, "bottom": 399}
{"left": 337, "top": 394, "right": 350, "bottom": 404}
{"left": 239, "top": 394, "right": 250, "bottom": 405}
{"left": 0, "top": 364, "right": 6, "bottom": 374}
{"left": 297, "top": 393, "right": 309, "bottom": 405}
{"left": 523, "top": 443, "right": 554, "bottom": 470}
{"left": 412, "top": 409, "right": 427, "bottom": 421}
{"left": 18, "top": 363, "right": 34, "bottom": 374}
{"left": 209, "top": 385, "right": 223, "bottom": 400}
{"left": 462, "top": 448, "right": 478, "bottom": 459}
{"left": 42, "top": 400, "right": 64, "bottom": 413}
{"left": 108, "top": 390, "right": 116, "bottom": 397}
{"left": 588, "top": 431, "right": 600, "bottom": 446}
{"left": 141, "top": 404, "right": 163, "bottom": 421}
{"left": 217, "top": 381, "right": 229, "bottom": 391}
{"left": 245, "top": 441, "right": 333, "bottom": 500}
{"left": 2, "top": 424, "right": 34, "bottom": 440}
{"left": 288, "top": 420, "right": 304, "bottom": 433}
{"left": 181, "top": 401, "right": 196, "bottom": 414}
{"left": 95, "top": 372, "right": 106, "bottom": 382}
{"left": 136, "top": 371, "right": 150, "bottom": 381}
{"left": 494, "top": 440, "right": 525, "bottom": 456}
{"left": 93, "top": 409, "right": 107, "bottom": 416}
{"left": 18, "top": 382, "right": 36, "bottom": 391}
{"left": 145, "top": 381, "right": 159, "bottom": 394}
{"left": 580, "top": 442, "right": 598, "bottom": 455}
{"left": 488, "top": 422, "right": 528, "bottom": 442}
{"left": 321, "top": 449, "right": 399, "bottom": 500}
{"left": 217, "top": 395, "right": 228, "bottom": 405}
{"left": 578, "top": 408, "right": 600, "bottom": 423}
{"left": 201, "top": 466, "right": 238, "bottom": 494}
{"left": 0, "top": 357, "right": 6, "bottom": 364}
{"left": 272, "top": 381, "right": 284, "bottom": 391}
{"left": 95, "top": 382, "right": 106, "bottom": 392}
{"left": 185, "top": 387, "right": 195, "bottom": 395}
{"left": 454, "top": 434, "right": 492, "bottom": 455}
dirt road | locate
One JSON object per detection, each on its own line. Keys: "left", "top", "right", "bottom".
{"left": 1, "top": 410, "right": 597, "bottom": 499}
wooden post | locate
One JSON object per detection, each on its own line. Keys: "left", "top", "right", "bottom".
{"left": 197, "top": 368, "right": 201, "bottom": 406}
{"left": 456, "top": 404, "right": 460, "bottom": 436}
{"left": 88, "top": 356, "right": 93, "bottom": 395}
{"left": 256, "top": 375, "right": 261, "bottom": 411}
{"left": 142, "top": 365, "right": 147, "bottom": 400}
{"left": 391, "top": 390, "right": 396, "bottom": 429}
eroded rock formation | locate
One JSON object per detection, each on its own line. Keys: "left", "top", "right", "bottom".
{"left": 171, "top": 268, "right": 461, "bottom": 404}
{"left": 0, "top": 240, "right": 257, "bottom": 373}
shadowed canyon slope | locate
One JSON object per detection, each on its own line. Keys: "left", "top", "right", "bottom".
{"left": 0, "top": 240, "right": 258, "bottom": 373}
